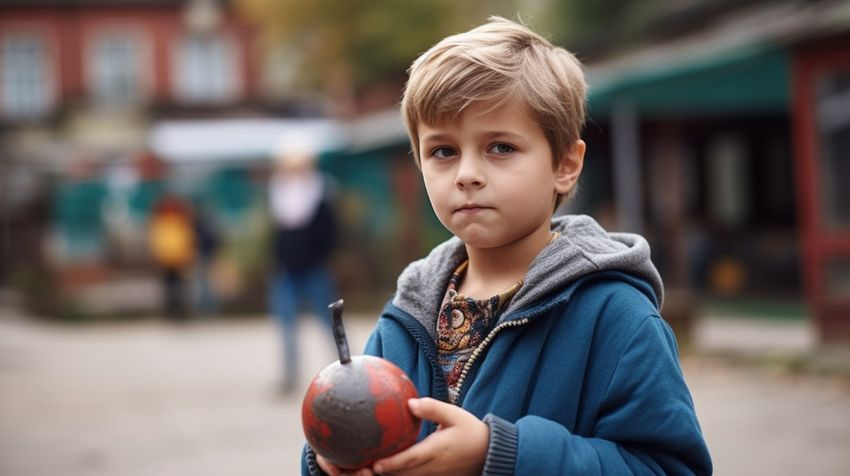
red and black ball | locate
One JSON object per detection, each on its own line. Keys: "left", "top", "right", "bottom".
{"left": 301, "top": 355, "right": 421, "bottom": 470}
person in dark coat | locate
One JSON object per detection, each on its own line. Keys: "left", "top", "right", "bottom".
{"left": 192, "top": 200, "right": 219, "bottom": 315}
{"left": 268, "top": 135, "right": 338, "bottom": 394}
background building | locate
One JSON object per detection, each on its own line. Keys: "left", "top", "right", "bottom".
{"left": 580, "top": 0, "right": 850, "bottom": 342}
{"left": 0, "top": 0, "right": 264, "bottom": 315}
{"left": 1, "top": 0, "right": 848, "bottom": 344}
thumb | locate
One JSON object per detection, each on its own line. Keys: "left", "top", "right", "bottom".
{"left": 408, "top": 397, "right": 465, "bottom": 427}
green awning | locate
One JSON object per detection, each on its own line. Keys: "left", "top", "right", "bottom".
{"left": 587, "top": 44, "right": 790, "bottom": 117}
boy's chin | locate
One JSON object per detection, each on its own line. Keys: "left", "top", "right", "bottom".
{"left": 456, "top": 233, "right": 507, "bottom": 250}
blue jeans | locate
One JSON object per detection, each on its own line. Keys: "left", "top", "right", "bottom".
{"left": 194, "top": 258, "right": 218, "bottom": 315}
{"left": 268, "top": 266, "right": 335, "bottom": 388}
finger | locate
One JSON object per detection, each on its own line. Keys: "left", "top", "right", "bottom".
{"left": 372, "top": 439, "right": 435, "bottom": 474}
{"left": 408, "top": 397, "right": 465, "bottom": 427}
{"left": 315, "top": 454, "right": 341, "bottom": 476}
{"left": 335, "top": 466, "right": 372, "bottom": 476}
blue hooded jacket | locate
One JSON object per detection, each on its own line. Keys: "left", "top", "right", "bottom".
{"left": 303, "top": 215, "right": 712, "bottom": 475}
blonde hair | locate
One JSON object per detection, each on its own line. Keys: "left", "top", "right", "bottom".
{"left": 401, "top": 16, "right": 587, "bottom": 205}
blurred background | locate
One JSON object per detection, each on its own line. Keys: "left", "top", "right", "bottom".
{"left": 0, "top": 0, "right": 848, "bottom": 475}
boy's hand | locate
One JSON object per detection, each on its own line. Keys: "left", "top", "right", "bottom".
{"left": 315, "top": 454, "right": 374, "bottom": 476}
{"left": 370, "top": 397, "right": 489, "bottom": 476}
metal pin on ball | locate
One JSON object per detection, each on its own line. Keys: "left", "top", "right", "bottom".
{"left": 301, "top": 299, "right": 422, "bottom": 470}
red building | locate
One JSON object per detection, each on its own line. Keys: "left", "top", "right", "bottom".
{"left": 793, "top": 36, "right": 850, "bottom": 342}
{"left": 0, "top": 0, "right": 259, "bottom": 121}
{"left": 583, "top": 0, "right": 850, "bottom": 343}
{"left": 0, "top": 0, "right": 264, "bottom": 316}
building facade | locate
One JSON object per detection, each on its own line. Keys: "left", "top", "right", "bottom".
{"left": 0, "top": 0, "right": 258, "bottom": 122}
{"left": 583, "top": 0, "right": 850, "bottom": 342}
{"left": 0, "top": 0, "right": 262, "bottom": 315}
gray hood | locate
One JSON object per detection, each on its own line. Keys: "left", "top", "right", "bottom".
{"left": 391, "top": 215, "right": 663, "bottom": 341}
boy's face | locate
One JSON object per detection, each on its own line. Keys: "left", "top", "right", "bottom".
{"left": 418, "top": 99, "right": 584, "bottom": 250}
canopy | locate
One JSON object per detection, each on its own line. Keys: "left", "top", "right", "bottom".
{"left": 584, "top": 0, "right": 850, "bottom": 117}
{"left": 148, "top": 118, "right": 345, "bottom": 164}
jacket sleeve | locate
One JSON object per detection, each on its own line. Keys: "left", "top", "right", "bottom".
{"left": 482, "top": 316, "right": 712, "bottom": 475}
{"left": 301, "top": 326, "right": 385, "bottom": 476}
{"left": 301, "top": 445, "right": 325, "bottom": 476}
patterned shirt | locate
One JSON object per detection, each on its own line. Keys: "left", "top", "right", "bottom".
{"left": 436, "top": 261, "right": 523, "bottom": 403}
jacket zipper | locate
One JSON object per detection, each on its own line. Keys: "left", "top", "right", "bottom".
{"left": 454, "top": 317, "right": 530, "bottom": 403}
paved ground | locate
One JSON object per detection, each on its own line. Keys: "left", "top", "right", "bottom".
{"left": 1, "top": 308, "right": 848, "bottom": 476}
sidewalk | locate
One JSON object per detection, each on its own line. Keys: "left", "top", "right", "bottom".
{"left": 693, "top": 311, "right": 850, "bottom": 379}
{"left": 0, "top": 306, "right": 848, "bottom": 475}
{"left": 695, "top": 315, "right": 816, "bottom": 355}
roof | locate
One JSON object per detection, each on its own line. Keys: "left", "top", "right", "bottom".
{"left": 586, "top": 0, "right": 850, "bottom": 116}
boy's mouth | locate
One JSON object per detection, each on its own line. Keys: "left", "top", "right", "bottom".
{"left": 454, "top": 203, "right": 492, "bottom": 214}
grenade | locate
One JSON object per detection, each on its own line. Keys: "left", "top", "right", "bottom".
{"left": 301, "top": 299, "right": 421, "bottom": 470}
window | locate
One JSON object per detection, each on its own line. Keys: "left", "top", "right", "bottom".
{"left": 825, "top": 258, "right": 850, "bottom": 300}
{"left": 816, "top": 69, "right": 850, "bottom": 230}
{"left": 1, "top": 33, "right": 52, "bottom": 119}
{"left": 91, "top": 32, "right": 143, "bottom": 105}
{"left": 707, "top": 134, "right": 749, "bottom": 229}
{"left": 173, "top": 34, "right": 239, "bottom": 103}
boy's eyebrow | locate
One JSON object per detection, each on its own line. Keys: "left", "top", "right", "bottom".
{"left": 420, "top": 131, "right": 524, "bottom": 143}
{"left": 482, "top": 131, "right": 523, "bottom": 141}
{"left": 420, "top": 132, "right": 453, "bottom": 143}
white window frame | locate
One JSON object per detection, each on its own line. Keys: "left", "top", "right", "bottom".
{"left": 707, "top": 134, "right": 750, "bottom": 228}
{"left": 0, "top": 28, "right": 56, "bottom": 120}
{"left": 171, "top": 32, "right": 242, "bottom": 104}
{"left": 85, "top": 26, "right": 152, "bottom": 107}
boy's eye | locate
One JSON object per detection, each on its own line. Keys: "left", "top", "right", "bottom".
{"left": 488, "top": 143, "right": 515, "bottom": 154}
{"left": 431, "top": 146, "right": 457, "bottom": 159}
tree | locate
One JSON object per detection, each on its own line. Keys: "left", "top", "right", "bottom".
{"left": 540, "top": 0, "right": 681, "bottom": 56}
{"left": 237, "top": 0, "right": 495, "bottom": 101}
{"left": 237, "top": 0, "right": 652, "bottom": 106}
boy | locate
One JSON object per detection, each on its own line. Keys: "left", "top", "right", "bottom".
{"left": 304, "top": 16, "right": 712, "bottom": 476}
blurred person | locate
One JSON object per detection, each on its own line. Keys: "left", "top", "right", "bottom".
{"left": 192, "top": 199, "right": 220, "bottom": 316}
{"left": 148, "top": 194, "right": 195, "bottom": 321}
{"left": 305, "top": 17, "right": 711, "bottom": 476}
{"left": 268, "top": 134, "right": 338, "bottom": 395}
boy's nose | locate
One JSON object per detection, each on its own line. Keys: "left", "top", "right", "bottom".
{"left": 455, "top": 156, "right": 485, "bottom": 189}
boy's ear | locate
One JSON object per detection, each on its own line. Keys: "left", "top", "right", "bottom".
{"left": 554, "top": 140, "right": 585, "bottom": 194}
